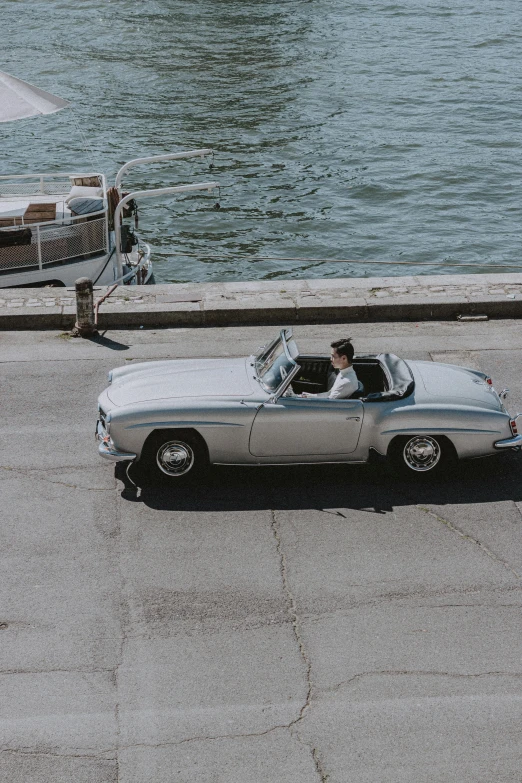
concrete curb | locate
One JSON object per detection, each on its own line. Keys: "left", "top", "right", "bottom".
{"left": 2, "top": 272, "right": 522, "bottom": 329}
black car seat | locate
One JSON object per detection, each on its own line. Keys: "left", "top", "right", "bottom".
{"left": 350, "top": 380, "right": 366, "bottom": 399}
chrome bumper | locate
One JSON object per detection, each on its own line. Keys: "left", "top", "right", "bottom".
{"left": 494, "top": 433, "right": 522, "bottom": 450}
{"left": 96, "top": 420, "right": 136, "bottom": 462}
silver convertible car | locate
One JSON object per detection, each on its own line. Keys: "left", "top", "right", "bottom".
{"left": 96, "top": 328, "right": 521, "bottom": 482}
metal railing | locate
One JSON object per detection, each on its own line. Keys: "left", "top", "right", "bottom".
{"left": 114, "top": 149, "right": 212, "bottom": 189}
{"left": 0, "top": 171, "right": 107, "bottom": 197}
{"left": 0, "top": 213, "right": 109, "bottom": 273}
{"left": 114, "top": 242, "right": 152, "bottom": 285}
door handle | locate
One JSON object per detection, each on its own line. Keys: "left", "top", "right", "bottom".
{"left": 346, "top": 416, "right": 361, "bottom": 422}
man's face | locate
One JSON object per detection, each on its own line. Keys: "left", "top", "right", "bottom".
{"left": 330, "top": 348, "right": 350, "bottom": 370}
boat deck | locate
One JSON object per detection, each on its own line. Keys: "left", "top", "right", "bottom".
{"left": 0, "top": 194, "right": 73, "bottom": 222}
{"left": 0, "top": 172, "right": 106, "bottom": 226}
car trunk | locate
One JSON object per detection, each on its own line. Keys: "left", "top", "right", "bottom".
{"left": 406, "top": 361, "right": 502, "bottom": 410}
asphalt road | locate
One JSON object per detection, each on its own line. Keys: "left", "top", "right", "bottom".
{"left": 1, "top": 320, "right": 522, "bottom": 783}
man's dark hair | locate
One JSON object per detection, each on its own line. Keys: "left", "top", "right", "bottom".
{"left": 331, "top": 337, "right": 354, "bottom": 363}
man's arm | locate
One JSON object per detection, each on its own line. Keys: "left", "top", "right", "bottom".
{"left": 302, "top": 373, "right": 358, "bottom": 400}
{"left": 327, "top": 373, "right": 358, "bottom": 399}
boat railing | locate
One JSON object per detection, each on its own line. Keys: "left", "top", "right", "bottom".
{"left": 0, "top": 211, "right": 109, "bottom": 274}
{"left": 0, "top": 172, "right": 107, "bottom": 197}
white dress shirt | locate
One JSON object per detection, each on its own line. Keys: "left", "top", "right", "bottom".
{"left": 304, "top": 366, "right": 359, "bottom": 400}
{"left": 324, "top": 366, "right": 359, "bottom": 399}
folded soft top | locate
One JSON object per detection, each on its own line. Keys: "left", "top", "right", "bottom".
{"left": 363, "top": 353, "right": 415, "bottom": 402}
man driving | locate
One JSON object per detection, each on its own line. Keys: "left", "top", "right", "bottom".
{"left": 302, "top": 337, "right": 359, "bottom": 399}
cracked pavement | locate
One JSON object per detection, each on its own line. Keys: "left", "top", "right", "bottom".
{"left": 1, "top": 321, "right": 522, "bottom": 782}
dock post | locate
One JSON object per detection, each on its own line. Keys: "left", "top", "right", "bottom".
{"left": 73, "top": 277, "right": 97, "bottom": 336}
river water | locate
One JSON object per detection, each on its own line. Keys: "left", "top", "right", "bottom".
{"left": 2, "top": 0, "right": 521, "bottom": 283}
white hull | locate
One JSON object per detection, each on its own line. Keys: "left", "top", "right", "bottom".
{"left": 0, "top": 246, "right": 152, "bottom": 288}
{"left": 1, "top": 251, "right": 112, "bottom": 288}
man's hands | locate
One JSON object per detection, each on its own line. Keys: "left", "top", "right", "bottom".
{"left": 283, "top": 388, "right": 316, "bottom": 399}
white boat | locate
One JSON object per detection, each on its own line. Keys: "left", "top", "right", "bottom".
{"left": 0, "top": 71, "right": 218, "bottom": 288}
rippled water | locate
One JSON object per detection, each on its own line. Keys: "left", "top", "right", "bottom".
{"left": 2, "top": 0, "right": 521, "bottom": 282}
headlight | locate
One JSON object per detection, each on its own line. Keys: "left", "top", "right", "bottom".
{"left": 108, "top": 370, "right": 113, "bottom": 384}
{"left": 105, "top": 412, "right": 111, "bottom": 434}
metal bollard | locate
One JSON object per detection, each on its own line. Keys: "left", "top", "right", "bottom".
{"left": 74, "top": 277, "right": 97, "bottom": 336}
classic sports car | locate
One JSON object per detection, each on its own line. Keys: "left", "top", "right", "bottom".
{"left": 96, "top": 328, "right": 521, "bottom": 482}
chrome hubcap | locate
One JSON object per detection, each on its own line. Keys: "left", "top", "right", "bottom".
{"left": 403, "top": 436, "right": 441, "bottom": 472}
{"left": 156, "top": 441, "right": 195, "bottom": 476}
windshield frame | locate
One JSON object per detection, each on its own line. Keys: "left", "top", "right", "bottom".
{"left": 254, "top": 329, "right": 300, "bottom": 396}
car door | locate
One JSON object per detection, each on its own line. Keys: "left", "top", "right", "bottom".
{"left": 249, "top": 396, "right": 364, "bottom": 457}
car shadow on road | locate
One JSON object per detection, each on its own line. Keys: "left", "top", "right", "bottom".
{"left": 116, "top": 453, "right": 522, "bottom": 514}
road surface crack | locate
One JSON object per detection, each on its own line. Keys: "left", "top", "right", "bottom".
{"left": 270, "top": 510, "right": 329, "bottom": 782}
{"left": 0, "top": 465, "right": 112, "bottom": 492}
{"left": 270, "top": 510, "right": 312, "bottom": 721}
{"left": 328, "top": 669, "right": 522, "bottom": 692}
{"left": 0, "top": 667, "right": 116, "bottom": 676}
{"left": 416, "top": 505, "right": 521, "bottom": 580}
{"left": 514, "top": 501, "right": 522, "bottom": 524}
{"left": 0, "top": 747, "right": 116, "bottom": 760}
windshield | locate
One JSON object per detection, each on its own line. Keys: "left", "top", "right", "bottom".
{"left": 255, "top": 331, "right": 299, "bottom": 392}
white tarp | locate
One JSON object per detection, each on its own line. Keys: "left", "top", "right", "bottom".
{"left": 0, "top": 70, "right": 69, "bottom": 123}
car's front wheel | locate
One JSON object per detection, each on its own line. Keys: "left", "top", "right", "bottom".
{"left": 389, "top": 434, "right": 456, "bottom": 478}
{"left": 139, "top": 430, "right": 208, "bottom": 485}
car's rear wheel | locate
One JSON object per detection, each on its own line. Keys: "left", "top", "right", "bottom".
{"left": 389, "top": 435, "right": 456, "bottom": 478}
{"left": 138, "top": 430, "right": 208, "bottom": 485}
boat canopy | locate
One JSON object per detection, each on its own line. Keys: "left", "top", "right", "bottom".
{"left": 0, "top": 71, "right": 69, "bottom": 123}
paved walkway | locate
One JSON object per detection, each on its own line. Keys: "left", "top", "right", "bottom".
{"left": 2, "top": 271, "right": 522, "bottom": 328}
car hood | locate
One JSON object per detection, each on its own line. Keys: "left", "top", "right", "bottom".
{"left": 407, "top": 360, "right": 502, "bottom": 410}
{"left": 106, "top": 357, "right": 256, "bottom": 406}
